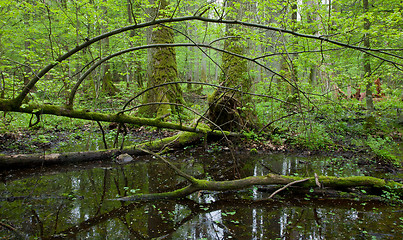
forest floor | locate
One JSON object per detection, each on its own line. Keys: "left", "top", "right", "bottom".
{"left": 1, "top": 122, "right": 401, "bottom": 172}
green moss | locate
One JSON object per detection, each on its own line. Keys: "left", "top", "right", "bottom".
{"left": 133, "top": 130, "right": 209, "bottom": 151}
{"left": 222, "top": 34, "right": 247, "bottom": 88}
{"left": 195, "top": 179, "right": 209, "bottom": 187}
{"left": 139, "top": 22, "right": 184, "bottom": 118}
{"left": 385, "top": 181, "right": 403, "bottom": 190}
{"left": 250, "top": 148, "right": 258, "bottom": 154}
{"left": 282, "top": 175, "right": 390, "bottom": 189}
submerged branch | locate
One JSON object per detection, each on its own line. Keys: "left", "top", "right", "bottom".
{"left": 45, "top": 196, "right": 393, "bottom": 239}
{"left": 268, "top": 178, "right": 310, "bottom": 199}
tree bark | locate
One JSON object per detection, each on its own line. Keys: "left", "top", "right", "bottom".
{"left": 208, "top": 0, "right": 258, "bottom": 131}
{"left": 139, "top": 0, "right": 185, "bottom": 118}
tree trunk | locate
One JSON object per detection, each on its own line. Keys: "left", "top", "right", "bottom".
{"left": 100, "top": 1, "right": 119, "bottom": 96}
{"left": 139, "top": 0, "right": 185, "bottom": 118}
{"left": 208, "top": 0, "right": 258, "bottom": 131}
{"left": 288, "top": 0, "right": 299, "bottom": 101}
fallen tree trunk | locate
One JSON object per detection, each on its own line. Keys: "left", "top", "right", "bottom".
{"left": 0, "top": 100, "right": 240, "bottom": 136}
{"left": 115, "top": 174, "right": 403, "bottom": 201}
{"left": 114, "top": 150, "right": 403, "bottom": 201}
{"left": 0, "top": 100, "right": 242, "bottom": 168}
{"left": 0, "top": 131, "right": 205, "bottom": 168}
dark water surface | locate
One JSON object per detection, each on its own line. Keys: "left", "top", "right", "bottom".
{"left": 1, "top": 151, "right": 402, "bottom": 239}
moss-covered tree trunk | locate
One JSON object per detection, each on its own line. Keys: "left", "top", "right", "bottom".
{"left": 208, "top": 0, "right": 258, "bottom": 131}
{"left": 138, "top": 0, "right": 185, "bottom": 118}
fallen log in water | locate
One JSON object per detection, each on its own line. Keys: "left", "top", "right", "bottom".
{"left": 0, "top": 131, "right": 205, "bottom": 168}
{"left": 113, "top": 150, "right": 403, "bottom": 201}
{"left": 114, "top": 173, "right": 402, "bottom": 201}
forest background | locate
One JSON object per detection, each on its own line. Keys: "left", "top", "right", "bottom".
{"left": 0, "top": 0, "right": 402, "bottom": 166}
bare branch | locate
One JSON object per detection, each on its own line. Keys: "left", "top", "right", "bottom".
{"left": 268, "top": 178, "right": 310, "bottom": 199}
{"left": 68, "top": 43, "right": 292, "bottom": 108}
{"left": 121, "top": 80, "right": 291, "bottom": 111}
{"left": 15, "top": 16, "right": 402, "bottom": 108}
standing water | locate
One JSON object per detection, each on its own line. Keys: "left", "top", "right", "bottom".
{"left": 0, "top": 150, "right": 402, "bottom": 239}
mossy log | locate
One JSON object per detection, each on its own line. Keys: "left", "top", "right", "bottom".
{"left": 0, "top": 131, "right": 204, "bottom": 168}
{"left": 115, "top": 174, "right": 403, "bottom": 201}
{"left": 113, "top": 151, "right": 402, "bottom": 201}
{"left": 0, "top": 100, "right": 225, "bottom": 135}
{"left": 0, "top": 100, "right": 242, "bottom": 168}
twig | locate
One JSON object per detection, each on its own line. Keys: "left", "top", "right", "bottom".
{"left": 268, "top": 178, "right": 310, "bottom": 199}
{"left": 0, "top": 222, "right": 25, "bottom": 239}
{"left": 258, "top": 111, "right": 300, "bottom": 135}
{"left": 97, "top": 121, "right": 108, "bottom": 149}
{"left": 157, "top": 134, "right": 181, "bottom": 154}
{"left": 315, "top": 173, "right": 321, "bottom": 188}
{"left": 170, "top": 0, "right": 181, "bottom": 19}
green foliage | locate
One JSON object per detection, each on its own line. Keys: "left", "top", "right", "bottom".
{"left": 292, "top": 124, "right": 334, "bottom": 151}
{"left": 242, "top": 130, "right": 260, "bottom": 141}
{"left": 381, "top": 184, "right": 403, "bottom": 205}
{"left": 0, "top": 0, "right": 401, "bottom": 162}
{"left": 249, "top": 148, "right": 258, "bottom": 154}
{"left": 366, "top": 135, "right": 400, "bottom": 165}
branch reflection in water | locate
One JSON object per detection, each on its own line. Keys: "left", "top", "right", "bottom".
{"left": 0, "top": 151, "right": 401, "bottom": 239}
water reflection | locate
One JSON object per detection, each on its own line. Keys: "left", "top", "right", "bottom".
{"left": 0, "top": 151, "right": 402, "bottom": 239}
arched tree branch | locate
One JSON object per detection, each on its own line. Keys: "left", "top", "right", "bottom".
{"left": 16, "top": 16, "right": 401, "bottom": 108}
{"left": 120, "top": 80, "right": 292, "bottom": 112}
{"left": 68, "top": 43, "right": 291, "bottom": 108}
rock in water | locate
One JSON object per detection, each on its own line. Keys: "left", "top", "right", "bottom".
{"left": 116, "top": 153, "right": 133, "bottom": 164}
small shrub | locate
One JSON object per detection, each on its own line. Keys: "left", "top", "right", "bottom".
{"left": 293, "top": 124, "right": 334, "bottom": 151}
{"left": 366, "top": 135, "right": 400, "bottom": 165}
